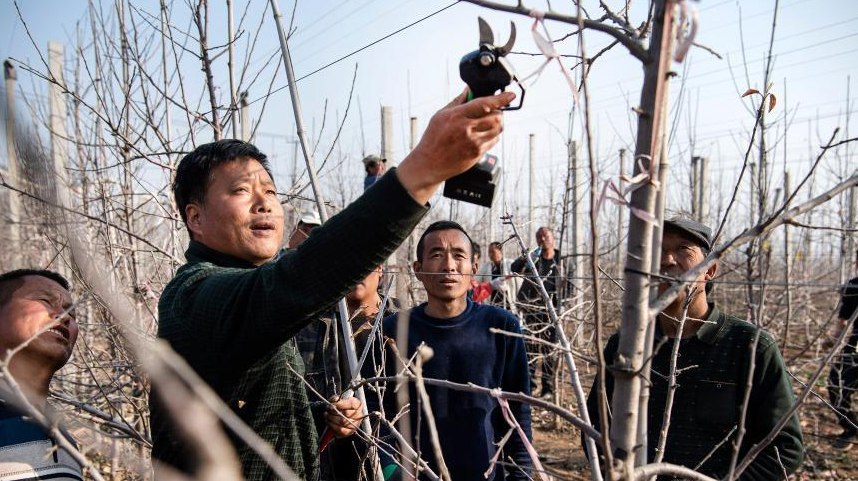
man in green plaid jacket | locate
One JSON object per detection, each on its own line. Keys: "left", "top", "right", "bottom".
{"left": 151, "top": 89, "right": 516, "bottom": 480}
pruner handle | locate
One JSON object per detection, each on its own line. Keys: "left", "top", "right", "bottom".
{"left": 464, "top": 81, "right": 525, "bottom": 110}
{"left": 317, "top": 388, "right": 356, "bottom": 454}
{"left": 500, "top": 81, "right": 525, "bottom": 111}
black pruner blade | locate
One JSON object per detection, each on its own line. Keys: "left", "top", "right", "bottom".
{"left": 460, "top": 16, "right": 525, "bottom": 110}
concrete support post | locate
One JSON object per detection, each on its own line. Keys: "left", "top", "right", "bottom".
{"left": 240, "top": 91, "right": 249, "bottom": 141}
{"left": 4, "top": 60, "right": 21, "bottom": 257}
{"left": 699, "top": 156, "right": 708, "bottom": 224}
{"left": 528, "top": 133, "right": 535, "bottom": 237}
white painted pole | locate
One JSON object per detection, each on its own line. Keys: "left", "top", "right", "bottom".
{"left": 381, "top": 106, "right": 393, "bottom": 162}
{"left": 227, "top": 0, "right": 239, "bottom": 139}
{"left": 4, "top": 60, "right": 21, "bottom": 256}
{"left": 528, "top": 133, "right": 535, "bottom": 235}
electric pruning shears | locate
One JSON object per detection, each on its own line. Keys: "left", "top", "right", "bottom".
{"left": 444, "top": 17, "right": 525, "bottom": 208}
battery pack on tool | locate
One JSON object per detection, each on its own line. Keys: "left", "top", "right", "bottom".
{"left": 443, "top": 154, "right": 500, "bottom": 208}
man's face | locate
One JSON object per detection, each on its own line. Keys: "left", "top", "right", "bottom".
{"left": 415, "top": 230, "right": 474, "bottom": 302}
{"left": 536, "top": 228, "right": 554, "bottom": 250}
{"left": 658, "top": 231, "right": 716, "bottom": 308}
{"left": 489, "top": 246, "right": 503, "bottom": 264}
{"left": 0, "top": 276, "right": 78, "bottom": 371}
{"left": 186, "top": 158, "right": 284, "bottom": 265}
{"left": 347, "top": 266, "right": 382, "bottom": 304}
{"left": 287, "top": 222, "right": 317, "bottom": 250}
{"left": 366, "top": 161, "right": 384, "bottom": 176}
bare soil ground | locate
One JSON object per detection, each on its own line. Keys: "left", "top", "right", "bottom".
{"left": 530, "top": 398, "right": 858, "bottom": 480}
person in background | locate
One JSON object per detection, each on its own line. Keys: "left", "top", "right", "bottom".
{"left": 0, "top": 269, "right": 82, "bottom": 480}
{"left": 303, "top": 265, "right": 400, "bottom": 480}
{"left": 365, "top": 221, "right": 532, "bottom": 480}
{"left": 286, "top": 210, "right": 396, "bottom": 479}
{"left": 470, "top": 241, "right": 518, "bottom": 306}
{"left": 585, "top": 218, "right": 804, "bottom": 480}
{"left": 478, "top": 241, "right": 515, "bottom": 309}
{"left": 286, "top": 210, "right": 322, "bottom": 250}
{"left": 511, "top": 226, "right": 561, "bottom": 398}
{"left": 472, "top": 241, "right": 482, "bottom": 272}
{"left": 826, "top": 249, "right": 858, "bottom": 449}
{"left": 362, "top": 154, "right": 387, "bottom": 191}
{"left": 468, "top": 240, "right": 482, "bottom": 301}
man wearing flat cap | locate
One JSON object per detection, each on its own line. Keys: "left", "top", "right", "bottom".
{"left": 286, "top": 210, "right": 322, "bottom": 250}
{"left": 362, "top": 154, "right": 386, "bottom": 191}
{"left": 585, "top": 218, "right": 804, "bottom": 480}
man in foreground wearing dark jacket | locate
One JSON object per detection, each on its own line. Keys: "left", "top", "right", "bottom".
{"left": 151, "top": 89, "right": 515, "bottom": 480}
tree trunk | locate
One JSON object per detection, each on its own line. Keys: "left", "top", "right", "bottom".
{"left": 612, "top": 0, "right": 676, "bottom": 475}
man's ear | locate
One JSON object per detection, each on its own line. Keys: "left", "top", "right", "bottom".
{"left": 704, "top": 261, "right": 718, "bottom": 282}
{"left": 186, "top": 203, "right": 204, "bottom": 239}
{"left": 413, "top": 261, "right": 423, "bottom": 282}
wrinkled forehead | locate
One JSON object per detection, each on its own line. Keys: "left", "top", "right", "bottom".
{"left": 16, "top": 275, "right": 72, "bottom": 303}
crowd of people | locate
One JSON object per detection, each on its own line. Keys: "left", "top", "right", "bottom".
{"left": 0, "top": 89, "right": 855, "bottom": 481}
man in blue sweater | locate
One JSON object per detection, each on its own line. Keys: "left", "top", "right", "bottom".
{"left": 365, "top": 221, "right": 532, "bottom": 480}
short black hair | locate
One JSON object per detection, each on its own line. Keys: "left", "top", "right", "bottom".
{"left": 488, "top": 241, "right": 502, "bottom": 251}
{"left": 416, "top": 221, "right": 473, "bottom": 262}
{"left": 0, "top": 269, "right": 70, "bottom": 307}
{"left": 472, "top": 241, "right": 481, "bottom": 260}
{"left": 173, "top": 140, "right": 273, "bottom": 234}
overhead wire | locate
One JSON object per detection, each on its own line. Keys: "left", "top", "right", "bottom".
{"left": 373, "top": 268, "right": 855, "bottom": 289}
{"left": 194, "top": 3, "right": 858, "bottom": 153}
{"left": 243, "top": 1, "right": 460, "bottom": 108}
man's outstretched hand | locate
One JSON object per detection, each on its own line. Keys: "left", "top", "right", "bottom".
{"left": 396, "top": 89, "right": 515, "bottom": 205}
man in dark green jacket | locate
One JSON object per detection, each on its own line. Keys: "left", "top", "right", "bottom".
{"left": 585, "top": 218, "right": 804, "bottom": 480}
{"left": 151, "top": 90, "right": 515, "bottom": 480}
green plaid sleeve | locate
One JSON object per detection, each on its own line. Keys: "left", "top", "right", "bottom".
{"left": 180, "top": 169, "right": 427, "bottom": 360}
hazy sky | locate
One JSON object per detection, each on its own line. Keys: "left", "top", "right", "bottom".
{"left": 1, "top": 0, "right": 856, "bottom": 237}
